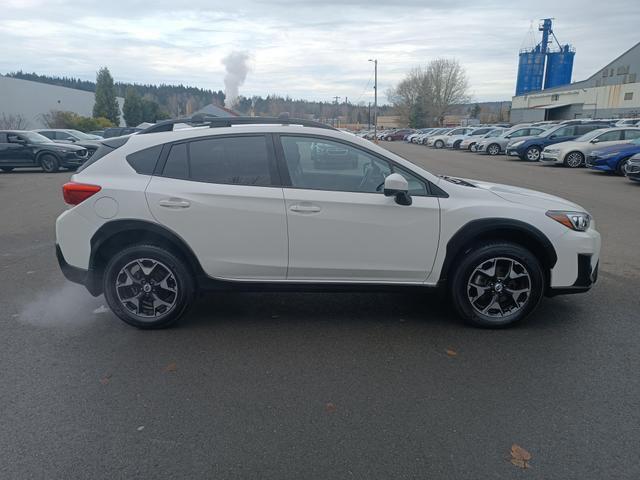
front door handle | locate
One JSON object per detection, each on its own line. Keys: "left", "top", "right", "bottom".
{"left": 289, "top": 203, "right": 321, "bottom": 214}
{"left": 159, "top": 198, "right": 191, "bottom": 209}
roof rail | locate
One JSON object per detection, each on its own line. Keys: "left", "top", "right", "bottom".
{"left": 138, "top": 113, "right": 337, "bottom": 134}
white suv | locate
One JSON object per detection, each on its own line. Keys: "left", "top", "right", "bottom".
{"left": 55, "top": 117, "right": 601, "bottom": 329}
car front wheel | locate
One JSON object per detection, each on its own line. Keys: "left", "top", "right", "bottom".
{"left": 564, "top": 151, "right": 585, "bottom": 168}
{"left": 450, "top": 243, "right": 544, "bottom": 328}
{"left": 435, "top": 140, "right": 444, "bottom": 149}
{"left": 487, "top": 144, "right": 501, "bottom": 155}
{"left": 525, "top": 146, "right": 541, "bottom": 161}
{"left": 40, "top": 154, "right": 59, "bottom": 173}
{"left": 103, "top": 244, "right": 195, "bottom": 329}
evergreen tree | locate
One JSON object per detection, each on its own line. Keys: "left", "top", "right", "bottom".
{"left": 123, "top": 88, "right": 144, "bottom": 126}
{"left": 93, "top": 67, "right": 120, "bottom": 124}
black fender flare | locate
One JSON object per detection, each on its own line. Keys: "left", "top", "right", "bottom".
{"left": 438, "top": 218, "right": 558, "bottom": 283}
{"left": 89, "top": 219, "right": 205, "bottom": 278}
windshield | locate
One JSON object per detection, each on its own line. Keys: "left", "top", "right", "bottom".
{"left": 67, "top": 129, "right": 97, "bottom": 140}
{"left": 20, "top": 132, "right": 53, "bottom": 144}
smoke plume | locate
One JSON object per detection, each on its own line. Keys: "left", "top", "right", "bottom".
{"left": 222, "top": 51, "right": 250, "bottom": 107}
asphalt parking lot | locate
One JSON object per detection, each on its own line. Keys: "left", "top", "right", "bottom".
{"left": 1, "top": 146, "right": 639, "bottom": 479}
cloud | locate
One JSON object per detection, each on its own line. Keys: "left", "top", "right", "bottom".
{"left": 1, "top": 0, "right": 639, "bottom": 102}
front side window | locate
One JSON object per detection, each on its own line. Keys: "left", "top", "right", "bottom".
{"left": 280, "top": 136, "right": 427, "bottom": 195}
{"left": 508, "top": 129, "right": 529, "bottom": 138}
{"left": 549, "top": 126, "right": 573, "bottom": 137}
{"left": 162, "top": 135, "right": 273, "bottom": 186}
{"left": 39, "top": 131, "right": 55, "bottom": 139}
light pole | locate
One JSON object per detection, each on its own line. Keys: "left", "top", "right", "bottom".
{"left": 368, "top": 59, "right": 377, "bottom": 142}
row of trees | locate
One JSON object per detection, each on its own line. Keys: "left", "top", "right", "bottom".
{"left": 387, "top": 58, "right": 471, "bottom": 128}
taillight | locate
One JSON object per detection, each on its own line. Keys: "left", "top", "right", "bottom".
{"left": 62, "top": 182, "right": 101, "bottom": 205}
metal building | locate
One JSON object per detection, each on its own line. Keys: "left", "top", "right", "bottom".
{"left": 511, "top": 42, "right": 640, "bottom": 122}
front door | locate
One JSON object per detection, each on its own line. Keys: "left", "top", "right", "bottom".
{"left": 277, "top": 135, "right": 440, "bottom": 283}
{"left": 2, "top": 133, "right": 32, "bottom": 165}
{"left": 145, "top": 134, "right": 288, "bottom": 281}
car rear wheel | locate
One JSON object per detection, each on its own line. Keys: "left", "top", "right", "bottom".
{"left": 103, "top": 244, "right": 195, "bottom": 329}
{"left": 453, "top": 140, "right": 462, "bottom": 149}
{"left": 450, "top": 242, "right": 544, "bottom": 328}
{"left": 40, "top": 154, "right": 59, "bottom": 173}
{"left": 564, "top": 151, "right": 585, "bottom": 168}
{"left": 525, "top": 146, "right": 541, "bottom": 161}
{"left": 487, "top": 144, "right": 500, "bottom": 155}
{"left": 1, "top": 167, "right": 14, "bottom": 172}
{"left": 435, "top": 140, "right": 444, "bottom": 149}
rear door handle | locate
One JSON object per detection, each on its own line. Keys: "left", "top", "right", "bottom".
{"left": 159, "top": 198, "right": 191, "bottom": 209}
{"left": 289, "top": 203, "right": 321, "bottom": 214}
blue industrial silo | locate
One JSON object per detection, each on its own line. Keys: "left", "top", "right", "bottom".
{"left": 515, "top": 19, "right": 575, "bottom": 95}
{"left": 544, "top": 45, "right": 575, "bottom": 89}
{"left": 516, "top": 48, "right": 546, "bottom": 95}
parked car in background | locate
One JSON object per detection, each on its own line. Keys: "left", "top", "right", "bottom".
{"left": 417, "top": 128, "right": 450, "bottom": 145}
{"left": 477, "top": 126, "right": 547, "bottom": 155}
{"left": 624, "top": 154, "right": 640, "bottom": 182}
{"left": 505, "top": 122, "right": 612, "bottom": 162}
{"left": 406, "top": 128, "right": 434, "bottom": 143}
{"left": 384, "top": 129, "right": 415, "bottom": 141}
{"left": 36, "top": 129, "right": 102, "bottom": 157}
{"left": 614, "top": 118, "right": 640, "bottom": 127}
{"left": 461, "top": 128, "right": 506, "bottom": 152}
{"left": 446, "top": 127, "right": 495, "bottom": 149}
{"left": 428, "top": 128, "right": 474, "bottom": 148}
{"left": 0, "top": 130, "right": 88, "bottom": 172}
{"left": 102, "top": 127, "right": 142, "bottom": 138}
{"left": 586, "top": 136, "right": 640, "bottom": 175}
{"left": 88, "top": 130, "right": 105, "bottom": 137}
{"left": 540, "top": 127, "right": 640, "bottom": 168}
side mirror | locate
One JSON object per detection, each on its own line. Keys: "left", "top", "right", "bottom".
{"left": 590, "top": 138, "right": 600, "bottom": 144}
{"left": 384, "top": 173, "right": 412, "bottom": 206}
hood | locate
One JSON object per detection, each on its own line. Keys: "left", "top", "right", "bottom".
{"left": 544, "top": 140, "right": 582, "bottom": 151}
{"left": 457, "top": 177, "right": 585, "bottom": 212}
{"left": 508, "top": 135, "right": 541, "bottom": 146}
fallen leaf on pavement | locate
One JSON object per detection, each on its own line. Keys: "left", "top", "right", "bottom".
{"left": 99, "top": 374, "right": 112, "bottom": 385}
{"left": 510, "top": 444, "right": 532, "bottom": 469}
{"left": 446, "top": 348, "right": 457, "bottom": 357}
{"left": 325, "top": 402, "right": 337, "bottom": 413}
{"left": 93, "top": 305, "right": 109, "bottom": 314}
{"left": 164, "top": 362, "right": 177, "bottom": 372}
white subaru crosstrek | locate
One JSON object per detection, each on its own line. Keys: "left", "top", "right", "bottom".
{"left": 56, "top": 116, "right": 601, "bottom": 329}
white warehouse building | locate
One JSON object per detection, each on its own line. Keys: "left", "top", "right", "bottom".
{"left": 510, "top": 42, "right": 640, "bottom": 123}
{"left": 0, "top": 76, "right": 124, "bottom": 128}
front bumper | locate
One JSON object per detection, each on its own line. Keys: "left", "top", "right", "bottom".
{"left": 540, "top": 152, "right": 561, "bottom": 163}
{"left": 506, "top": 148, "right": 522, "bottom": 158}
{"left": 547, "top": 226, "right": 601, "bottom": 293}
{"left": 547, "top": 254, "right": 599, "bottom": 296}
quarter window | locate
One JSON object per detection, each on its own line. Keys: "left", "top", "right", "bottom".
{"left": 623, "top": 129, "right": 640, "bottom": 140}
{"left": 280, "top": 136, "right": 428, "bottom": 195}
{"left": 595, "top": 131, "right": 623, "bottom": 142}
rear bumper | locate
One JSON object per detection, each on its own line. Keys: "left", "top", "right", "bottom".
{"left": 56, "top": 244, "right": 101, "bottom": 296}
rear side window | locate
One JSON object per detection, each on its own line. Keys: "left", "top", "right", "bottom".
{"left": 186, "top": 136, "right": 272, "bottom": 186}
{"left": 623, "top": 129, "right": 640, "bottom": 140}
{"left": 126, "top": 145, "right": 162, "bottom": 175}
{"left": 163, "top": 143, "right": 189, "bottom": 179}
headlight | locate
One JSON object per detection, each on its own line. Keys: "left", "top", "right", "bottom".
{"left": 545, "top": 148, "right": 559, "bottom": 154}
{"left": 546, "top": 211, "right": 591, "bottom": 231}
{"left": 510, "top": 140, "right": 525, "bottom": 147}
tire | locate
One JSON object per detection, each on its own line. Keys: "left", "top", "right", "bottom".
{"left": 40, "top": 154, "right": 60, "bottom": 173}
{"left": 524, "top": 146, "right": 541, "bottom": 162}
{"left": 564, "top": 151, "right": 585, "bottom": 168}
{"left": 1, "top": 167, "right": 14, "bottom": 172}
{"left": 385, "top": 136, "right": 392, "bottom": 141}
{"left": 103, "top": 244, "right": 196, "bottom": 329}
{"left": 449, "top": 242, "right": 544, "bottom": 328}
{"left": 487, "top": 143, "right": 501, "bottom": 156}
{"left": 616, "top": 157, "right": 631, "bottom": 176}
{"left": 435, "top": 140, "right": 444, "bottom": 149}
{"left": 470, "top": 144, "right": 477, "bottom": 152}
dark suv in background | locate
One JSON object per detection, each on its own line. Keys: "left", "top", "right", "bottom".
{"left": 505, "top": 122, "right": 611, "bottom": 161}
{"left": 36, "top": 129, "right": 102, "bottom": 157}
{"left": 0, "top": 130, "right": 88, "bottom": 172}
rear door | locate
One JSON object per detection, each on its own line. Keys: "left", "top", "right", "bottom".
{"left": 277, "top": 134, "right": 440, "bottom": 283}
{"left": 145, "top": 134, "right": 289, "bottom": 280}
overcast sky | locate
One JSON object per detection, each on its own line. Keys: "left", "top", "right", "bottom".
{"left": 2, "top": 0, "right": 639, "bottom": 104}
